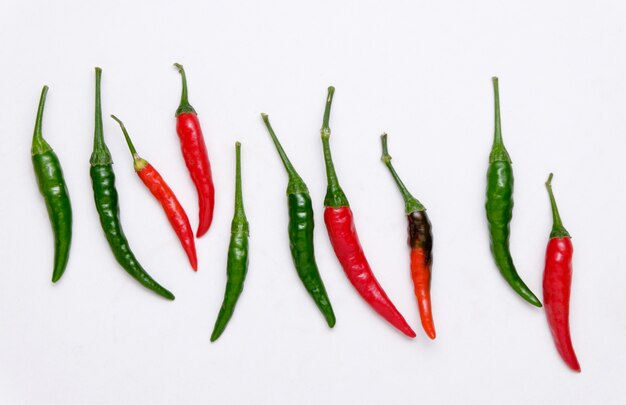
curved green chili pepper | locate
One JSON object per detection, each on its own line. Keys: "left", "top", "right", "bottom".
{"left": 211, "top": 142, "right": 250, "bottom": 342}
{"left": 486, "top": 77, "right": 541, "bottom": 307}
{"left": 261, "top": 113, "right": 336, "bottom": 327}
{"left": 32, "top": 85, "right": 72, "bottom": 283}
{"left": 89, "top": 67, "right": 174, "bottom": 300}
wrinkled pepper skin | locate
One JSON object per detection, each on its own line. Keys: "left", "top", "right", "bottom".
{"left": 212, "top": 142, "right": 249, "bottom": 342}
{"left": 261, "top": 113, "right": 336, "bottom": 327}
{"left": 90, "top": 166, "right": 174, "bottom": 300}
{"left": 31, "top": 87, "right": 73, "bottom": 283}
{"left": 289, "top": 192, "right": 335, "bottom": 326}
{"left": 90, "top": 68, "right": 174, "bottom": 300}
{"left": 324, "top": 207, "right": 415, "bottom": 337}
{"left": 137, "top": 164, "right": 197, "bottom": 271}
{"left": 543, "top": 174, "right": 580, "bottom": 372}
{"left": 486, "top": 77, "right": 541, "bottom": 307}
{"left": 174, "top": 63, "right": 215, "bottom": 238}
{"left": 408, "top": 211, "right": 435, "bottom": 339}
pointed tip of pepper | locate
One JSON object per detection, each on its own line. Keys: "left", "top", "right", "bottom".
{"left": 51, "top": 274, "right": 61, "bottom": 283}
{"left": 425, "top": 328, "right": 436, "bottom": 340}
{"left": 400, "top": 325, "right": 417, "bottom": 338}
{"left": 210, "top": 330, "right": 221, "bottom": 342}
{"left": 326, "top": 316, "right": 336, "bottom": 328}
{"left": 161, "top": 291, "right": 175, "bottom": 301}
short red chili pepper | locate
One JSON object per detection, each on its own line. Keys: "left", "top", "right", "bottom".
{"left": 380, "top": 134, "right": 436, "bottom": 339}
{"left": 173, "top": 63, "right": 215, "bottom": 238}
{"left": 544, "top": 173, "right": 580, "bottom": 372}
{"left": 111, "top": 115, "right": 198, "bottom": 271}
{"left": 320, "top": 87, "right": 415, "bottom": 338}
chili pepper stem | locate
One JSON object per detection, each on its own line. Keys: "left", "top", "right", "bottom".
{"left": 320, "top": 86, "right": 349, "bottom": 208}
{"left": 90, "top": 67, "right": 112, "bottom": 166}
{"left": 110, "top": 115, "right": 148, "bottom": 171}
{"left": 174, "top": 63, "right": 196, "bottom": 116}
{"left": 545, "top": 173, "right": 570, "bottom": 238}
{"left": 261, "top": 113, "right": 308, "bottom": 194}
{"left": 32, "top": 85, "right": 52, "bottom": 155}
{"left": 379, "top": 133, "right": 425, "bottom": 213}
{"left": 234, "top": 141, "right": 244, "bottom": 217}
{"left": 489, "top": 77, "right": 511, "bottom": 163}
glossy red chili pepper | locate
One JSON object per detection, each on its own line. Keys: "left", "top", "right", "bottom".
{"left": 320, "top": 87, "right": 415, "bottom": 338}
{"left": 543, "top": 173, "right": 580, "bottom": 372}
{"left": 174, "top": 63, "right": 215, "bottom": 237}
{"left": 111, "top": 115, "right": 198, "bottom": 271}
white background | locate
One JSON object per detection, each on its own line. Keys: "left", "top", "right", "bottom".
{"left": 0, "top": 0, "right": 625, "bottom": 404}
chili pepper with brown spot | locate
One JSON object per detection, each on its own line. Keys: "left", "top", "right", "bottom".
{"left": 380, "top": 134, "right": 435, "bottom": 339}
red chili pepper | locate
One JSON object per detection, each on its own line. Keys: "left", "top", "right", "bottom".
{"left": 111, "top": 115, "right": 198, "bottom": 271}
{"left": 173, "top": 63, "right": 215, "bottom": 237}
{"left": 320, "top": 87, "right": 415, "bottom": 338}
{"left": 544, "top": 173, "right": 580, "bottom": 372}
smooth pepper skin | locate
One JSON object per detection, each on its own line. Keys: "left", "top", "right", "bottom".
{"left": 212, "top": 142, "right": 250, "bottom": 342}
{"left": 320, "top": 88, "right": 415, "bottom": 338}
{"left": 543, "top": 174, "right": 580, "bottom": 372}
{"left": 90, "top": 68, "right": 174, "bottom": 300}
{"left": 485, "top": 77, "right": 541, "bottom": 307}
{"left": 380, "top": 133, "right": 435, "bottom": 339}
{"left": 111, "top": 115, "right": 197, "bottom": 271}
{"left": 31, "top": 85, "right": 72, "bottom": 283}
{"left": 174, "top": 63, "right": 215, "bottom": 238}
{"left": 261, "top": 113, "right": 336, "bottom": 328}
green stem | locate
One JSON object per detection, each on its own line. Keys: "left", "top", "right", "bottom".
{"left": 234, "top": 141, "right": 245, "bottom": 217}
{"left": 261, "top": 113, "right": 307, "bottom": 194}
{"left": 380, "top": 134, "right": 424, "bottom": 213}
{"left": 489, "top": 77, "right": 511, "bottom": 163}
{"left": 545, "top": 173, "right": 570, "bottom": 238}
{"left": 31, "top": 85, "right": 52, "bottom": 155}
{"left": 320, "top": 86, "right": 349, "bottom": 208}
{"left": 110, "top": 115, "right": 147, "bottom": 171}
{"left": 90, "top": 67, "right": 112, "bottom": 166}
{"left": 174, "top": 63, "right": 196, "bottom": 116}
{"left": 110, "top": 115, "right": 137, "bottom": 156}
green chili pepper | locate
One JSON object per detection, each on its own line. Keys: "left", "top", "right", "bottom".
{"left": 261, "top": 113, "right": 336, "bottom": 327}
{"left": 89, "top": 67, "right": 174, "bottom": 300}
{"left": 486, "top": 77, "right": 541, "bottom": 307}
{"left": 31, "top": 85, "right": 72, "bottom": 283}
{"left": 211, "top": 142, "right": 250, "bottom": 342}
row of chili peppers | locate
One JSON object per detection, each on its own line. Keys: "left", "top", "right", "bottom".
{"left": 31, "top": 68, "right": 580, "bottom": 371}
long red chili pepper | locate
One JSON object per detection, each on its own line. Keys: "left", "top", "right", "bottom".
{"left": 543, "top": 173, "right": 580, "bottom": 372}
{"left": 111, "top": 115, "right": 198, "bottom": 271}
{"left": 320, "top": 87, "right": 415, "bottom": 338}
{"left": 173, "top": 63, "right": 215, "bottom": 237}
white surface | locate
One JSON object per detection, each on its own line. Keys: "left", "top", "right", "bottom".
{"left": 0, "top": 0, "right": 625, "bottom": 403}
